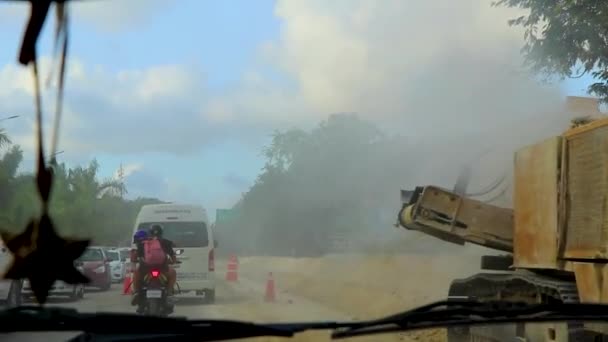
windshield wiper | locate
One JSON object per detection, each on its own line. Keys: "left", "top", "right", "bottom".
{"left": 0, "top": 306, "right": 351, "bottom": 341}
{"left": 10, "top": 300, "right": 608, "bottom": 341}
{"left": 331, "top": 299, "right": 608, "bottom": 339}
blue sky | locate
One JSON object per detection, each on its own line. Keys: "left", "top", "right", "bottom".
{"left": 0, "top": 1, "right": 600, "bottom": 221}
{"left": 0, "top": 1, "right": 281, "bottom": 218}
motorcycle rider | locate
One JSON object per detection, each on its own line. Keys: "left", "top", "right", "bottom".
{"left": 130, "top": 229, "right": 149, "bottom": 309}
{"left": 132, "top": 224, "right": 178, "bottom": 311}
{"left": 130, "top": 229, "right": 148, "bottom": 264}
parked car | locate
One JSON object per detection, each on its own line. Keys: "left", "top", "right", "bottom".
{"left": 117, "top": 248, "right": 130, "bottom": 264}
{"left": 78, "top": 246, "right": 112, "bottom": 291}
{"left": 117, "top": 247, "right": 132, "bottom": 272}
{"left": 22, "top": 261, "right": 85, "bottom": 301}
{"left": 105, "top": 249, "right": 125, "bottom": 283}
{"left": 0, "top": 243, "right": 22, "bottom": 308}
{"left": 117, "top": 247, "right": 134, "bottom": 278}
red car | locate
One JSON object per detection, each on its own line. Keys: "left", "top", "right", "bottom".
{"left": 78, "top": 246, "right": 112, "bottom": 291}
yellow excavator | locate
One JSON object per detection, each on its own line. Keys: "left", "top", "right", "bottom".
{"left": 396, "top": 96, "right": 608, "bottom": 341}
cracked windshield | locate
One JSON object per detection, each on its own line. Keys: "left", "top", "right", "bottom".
{"left": 4, "top": 1, "right": 608, "bottom": 342}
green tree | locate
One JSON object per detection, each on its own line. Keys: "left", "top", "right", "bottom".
{"left": 263, "top": 129, "right": 308, "bottom": 172}
{"left": 0, "top": 145, "right": 31, "bottom": 231}
{"left": 0, "top": 132, "right": 167, "bottom": 245}
{"left": 222, "top": 114, "right": 408, "bottom": 256}
{"left": 495, "top": 0, "right": 608, "bottom": 101}
{"left": 0, "top": 128, "right": 10, "bottom": 149}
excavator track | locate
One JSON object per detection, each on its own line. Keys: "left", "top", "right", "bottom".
{"left": 446, "top": 271, "right": 587, "bottom": 342}
{"left": 448, "top": 272, "right": 579, "bottom": 304}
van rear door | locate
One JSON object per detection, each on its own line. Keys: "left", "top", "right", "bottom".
{"left": 136, "top": 221, "right": 213, "bottom": 282}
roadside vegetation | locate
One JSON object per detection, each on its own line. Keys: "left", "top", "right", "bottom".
{"left": 0, "top": 129, "right": 164, "bottom": 246}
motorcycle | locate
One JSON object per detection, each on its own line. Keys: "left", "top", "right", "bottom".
{"left": 138, "top": 260, "right": 180, "bottom": 317}
{"left": 140, "top": 268, "right": 169, "bottom": 316}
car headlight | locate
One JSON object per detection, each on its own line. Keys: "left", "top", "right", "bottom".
{"left": 94, "top": 265, "right": 105, "bottom": 273}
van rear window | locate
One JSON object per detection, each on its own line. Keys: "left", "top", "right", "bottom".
{"left": 138, "top": 222, "right": 209, "bottom": 248}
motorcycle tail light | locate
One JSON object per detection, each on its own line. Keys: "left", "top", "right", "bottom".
{"left": 151, "top": 270, "right": 160, "bottom": 278}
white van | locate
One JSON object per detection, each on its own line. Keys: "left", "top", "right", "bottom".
{"left": 132, "top": 204, "right": 216, "bottom": 302}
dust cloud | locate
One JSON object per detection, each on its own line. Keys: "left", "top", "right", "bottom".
{"left": 270, "top": 0, "right": 567, "bottom": 132}
{"left": 220, "top": 0, "right": 591, "bottom": 261}
{"left": 217, "top": 3, "right": 592, "bottom": 327}
{"left": 268, "top": 0, "right": 592, "bottom": 253}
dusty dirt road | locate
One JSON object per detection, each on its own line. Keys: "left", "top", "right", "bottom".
{"left": 235, "top": 252, "right": 483, "bottom": 341}
{"left": 3, "top": 253, "right": 483, "bottom": 341}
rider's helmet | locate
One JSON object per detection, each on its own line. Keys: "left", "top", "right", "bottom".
{"left": 133, "top": 229, "right": 148, "bottom": 243}
{"left": 149, "top": 224, "right": 163, "bottom": 238}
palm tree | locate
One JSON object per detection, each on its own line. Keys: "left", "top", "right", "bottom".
{"left": 97, "top": 178, "right": 127, "bottom": 199}
{"left": 0, "top": 128, "right": 11, "bottom": 149}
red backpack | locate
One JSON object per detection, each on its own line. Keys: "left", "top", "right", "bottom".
{"left": 143, "top": 238, "right": 166, "bottom": 265}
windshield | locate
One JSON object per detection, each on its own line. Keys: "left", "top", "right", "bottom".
{"left": 1, "top": 0, "right": 607, "bottom": 341}
{"left": 106, "top": 251, "right": 119, "bottom": 262}
{"left": 79, "top": 249, "right": 104, "bottom": 262}
{"left": 119, "top": 250, "right": 129, "bottom": 262}
{"left": 137, "top": 222, "right": 209, "bottom": 247}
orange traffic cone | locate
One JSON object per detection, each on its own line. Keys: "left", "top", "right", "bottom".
{"left": 264, "top": 272, "right": 276, "bottom": 302}
{"left": 122, "top": 262, "right": 134, "bottom": 295}
{"left": 122, "top": 271, "right": 132, "bottom": 295}
{"left": 225, "top": 254, "right": 239, "bottom": 282}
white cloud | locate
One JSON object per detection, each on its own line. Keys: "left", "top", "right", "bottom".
{"left": 113, "top": 163, "right": 143, "bottom": 179}
{"left": 0, "top": 0, "right": 580, "bottom": 167}
{"left": 192, "top": 0, "right": 574, "bottom": 147}
{"left": 0, "top": 57, "right": 222, "bottom": 157}
{"left": 123, "top": 167, "right": 170, "bottom": 200}
{"left": 267, "top": 0, "right": 567, "bottom": 133}
{"left": 120, "top": 166, "right": 241, "bottom": 218}
{"left": 71, "top": 0, "right": 172, "bottom": 33}
{"left": 0, "top": 56, "right": 300, "bottom": 160}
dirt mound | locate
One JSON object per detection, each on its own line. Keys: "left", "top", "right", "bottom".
{"left": 240, "top": 253, "right": 482, "bottom": 341}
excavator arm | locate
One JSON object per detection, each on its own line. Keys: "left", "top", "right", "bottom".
{"left": 397, "top": 185, "right": 514, "bottom": 252}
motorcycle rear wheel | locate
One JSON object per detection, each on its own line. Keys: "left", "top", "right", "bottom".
{"left": 146, "top": 298, "right": 163, "bottom": 316}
